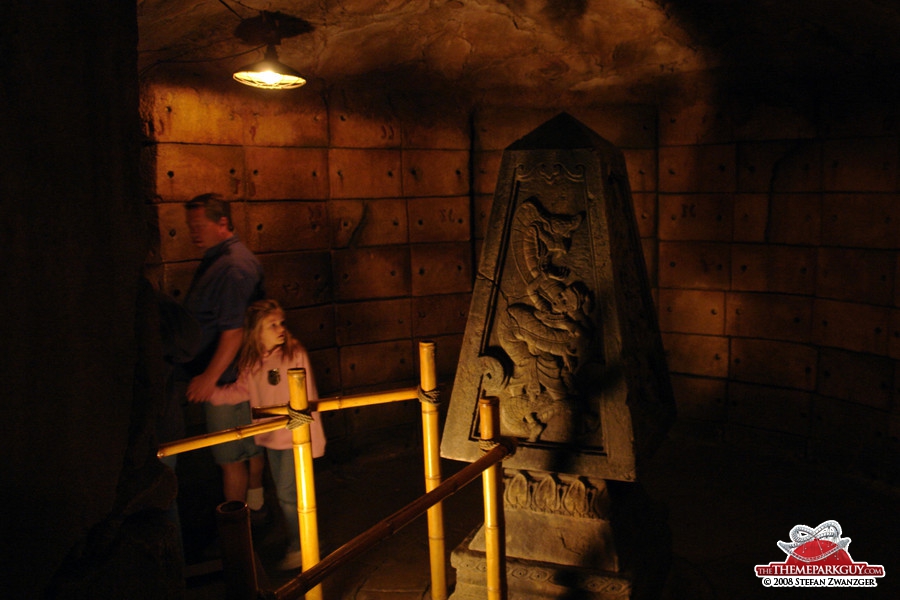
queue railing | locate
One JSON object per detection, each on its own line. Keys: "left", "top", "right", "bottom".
{"left": 158, "top": 340, "right": 513, "bottom": 600}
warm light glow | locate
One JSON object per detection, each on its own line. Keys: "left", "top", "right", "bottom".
{"left": 233, "top": 45, "right": 306, "bottom": 90}
{"left": 233, "top": 69, "right": 306, "bottom": 89}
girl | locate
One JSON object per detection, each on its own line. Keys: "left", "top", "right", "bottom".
{"left": 204, "top": 299, "right": 326, "bottom": 571}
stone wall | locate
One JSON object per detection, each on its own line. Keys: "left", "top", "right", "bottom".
{"left": 139, "top": 79, "right": 659, "bottom": 451}
{"left": 140, "top": 78, "right": 475, "bottom": 448}
{"left": 141, "top": 73, "right": 900, "bottom": 479}
{"left": 655, "top": 77, "right": 899, "bottom": 481}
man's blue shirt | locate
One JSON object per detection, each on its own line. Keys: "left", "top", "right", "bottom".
{"left": 183, "top": 236, "right": 264, "bottom": 383}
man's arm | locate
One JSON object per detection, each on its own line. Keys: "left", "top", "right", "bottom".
{"left": 186, "top": 327, "right": 243, "bottom": 401}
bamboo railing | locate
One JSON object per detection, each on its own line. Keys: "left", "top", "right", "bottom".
{"left": 157, "top": 340, "right": 513, "bottom": 600}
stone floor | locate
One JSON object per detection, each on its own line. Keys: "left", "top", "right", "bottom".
{"left": 179, "top": 429, "right": 899, "bottom": 599}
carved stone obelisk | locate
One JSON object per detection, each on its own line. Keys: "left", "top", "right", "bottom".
{"left": 442, "top": 113, "right": 675, "bottom": 599}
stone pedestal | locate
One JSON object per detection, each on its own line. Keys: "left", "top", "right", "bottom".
{"left": 441, "top": 113, "right": 675, "bottom": 598}
{"left": 450, "top": 472, "right": 670, "bottom": 600}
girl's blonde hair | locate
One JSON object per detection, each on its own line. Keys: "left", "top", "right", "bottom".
{"left": 237, "top": 299, "right": 298, "bottom": 373}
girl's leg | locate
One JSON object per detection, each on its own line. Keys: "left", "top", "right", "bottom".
{"left": 266, "top": 448, "right": 300, "bottom": 553}
{"left": 246, "top": 453, "right": 266, "bottom": 511}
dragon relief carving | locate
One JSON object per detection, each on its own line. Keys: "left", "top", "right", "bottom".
{"left": 482, "top": 196, "right": 601, "bottom": 443}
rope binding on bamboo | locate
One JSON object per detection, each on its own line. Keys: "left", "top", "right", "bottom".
{"left": 286, "top": 405, "right": 314, "bottom": 429}
{"left": 479, "top": 436, "right": 517, "bottom": 458}
{"left": 417, "top": 386, "right": 441, "bottom": 405}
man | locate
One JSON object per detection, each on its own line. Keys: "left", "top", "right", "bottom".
{"left": 181, "top": 193, "right": 266, "bottom": 512}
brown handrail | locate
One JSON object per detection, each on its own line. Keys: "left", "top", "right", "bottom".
{"left": 267, "top": 441, "right": 513, "bottom": 600}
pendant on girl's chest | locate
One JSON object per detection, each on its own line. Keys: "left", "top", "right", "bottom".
{"left": 268, "top": 369, "right": 280, "bottom": 385}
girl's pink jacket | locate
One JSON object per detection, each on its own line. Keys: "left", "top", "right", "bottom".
{"left": 209, "top": 342, "right": 326, "bottom": 457}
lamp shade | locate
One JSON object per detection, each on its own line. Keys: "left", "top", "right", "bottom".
{"left": 233, "top": 45, "right": 306, "bottom": 90}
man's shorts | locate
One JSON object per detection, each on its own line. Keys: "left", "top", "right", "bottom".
{"left": 204, "top": 401, "right": 263, "bottom": 464}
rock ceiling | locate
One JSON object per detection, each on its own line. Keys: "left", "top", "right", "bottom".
{"left": 137, "top": 0, "right": 900, "bottom": 106}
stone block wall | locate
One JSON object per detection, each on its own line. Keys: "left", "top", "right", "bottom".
{"left": 657, "top": 83, "right": 899, "bottom": 480}
{"left": 140, "top": 79, "right": 477, "bottom": 447}
{"left": 140, "top": 76, "right": 898, "bottom": 479}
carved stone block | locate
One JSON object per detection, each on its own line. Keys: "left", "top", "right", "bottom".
{"left": 331, "top": 247, "right": 410, "bottom": 301}
{"left": 150, "top": 143, "right": 243, "bottom": 201}
{"left": 660, "top": 332, "right": 729, "bottom": 378}
{"left": 143, "top": 83, "right": 232, "bottom": 143}
{"left": 621, "top": 148, "right": 657, "bottom": 192}
{"left": 658, "top": 193, "right": 733, "bottom": 241}
{"left": 339, "top": 340, "right": 416, "bottom": 391}
{"left": 154, "top": 202, "right": 196, "bottom": 262}
{"left": 328, "top": 93, "right": 400, "bottom": 149}
{"left": 399, "top": 107, "right": 470, "bottom": 149}
{"left": 892, "top": 310, "right": 900, "bottom": 359}
{"left": 408, "top": 196, "right": 471, "bottom": 243}
{"left": 309, "top": 348, "right": 340, "bottom": 395}
{"left": 410, "top": 242, "right": 473, "bottom": 296}
{"left": 474, "top": 151, "right": 503, "bottom": 195}
{"left": 432, "top": 333, "right": 464, "bottom": 382}
{"left": 812, "top": 299, "right": 890, "bottom": 355}
{"left": 730, "top": 243, "right": 815, "bottom": 294}
{"left": 727, "top": 382, "right": 811, "bottom": 433}
{"left": 670, "top": 375, "right": 727, "bottom": 422}
{"left": 330, "top": 199, "right": 408, "bottom": 248}
{"left": 335, "top": 298, "right": 412, "bottom": 345}
{"left": 725, "top": 292, "right": 811, "bottom": 342}
{"left": 658, "top": 241, "right": 731, "bottom": 290}
{"left": 285, "top": 305, "right": 335, "bottom": 351}
{"left": 737, "top": 141, "right": 785, "bottom": 193}
{"left": 244, "top": 147, "right": 329, "bottom": 200}
{"left": 284, "top": 306, "right": 334, "bottom": 350}
{"left": 630, "top": 192, "right": 657, "bottom": 238}
{"left": 766, "top": 193, "right": 821, "bottom": 245}
{"left": 733, "top": 193, "right": 769, "bottom": 242}
{"left": 412, "top": 293, "right": 471, "bottom": 338}
{"left": 258, "top": 251, "right": 333, "bottom": 308}
{"left": 402, "top": 149, "right": 470, "bottom": 197}
{"left": 658, "top": 289, "right": 725, "bottom": 336}
{"left": 244, "top": 201, "right": 329, "bottom": 253}
{"left": 817, "top": 247, "right": 894, "bottom": 305}
{"left": 441, "top": 113, "right": 675, "bottom": 481}
{"left": 659, "top": 143, "right": 736, "bottom": 193}
{"left": 159, "top": 261, "right": 196, "bottom": 301}
{"left": 328, "top": 148, "right": 402, "bottom": 198}
{"left": 730, "top": 338, "right": 818, "bottom": 390}
{"left": 823, "top": 137, "right": 898, "bottom": 192}
{"left": 822, "top": 193, "right": 900, "bottom": 249}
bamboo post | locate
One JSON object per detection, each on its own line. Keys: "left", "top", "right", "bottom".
{"left": 288, "top": 368, "right": 322, "bottom": 600}
{"left": 418, "top": 341, "right": 447, "bottom": 600}
{"left": 216, "top": 501, "right": 258, "bottom": 600}
{"left": 479, "top": 396, "right": 507, "bottom": 600}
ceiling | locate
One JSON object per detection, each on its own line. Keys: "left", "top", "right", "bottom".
{"left": 137, "top": 0, "right": 900, "bottom": 106}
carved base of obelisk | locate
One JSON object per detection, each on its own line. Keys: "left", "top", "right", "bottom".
{"left": 449, "top": 473, "right": 670, "bottom": 600}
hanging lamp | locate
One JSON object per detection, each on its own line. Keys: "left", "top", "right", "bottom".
{"left": 233, "top": 44, "right": 306, "bottom": 89}
{"left": 231, "top": 10, "right": 312, "bottom": 90}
